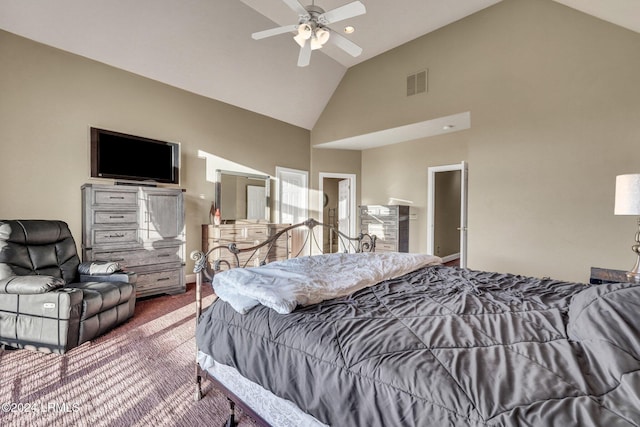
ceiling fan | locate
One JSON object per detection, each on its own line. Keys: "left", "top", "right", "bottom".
{"left": 251, "top": 0, "right": 366, "bottom": 67}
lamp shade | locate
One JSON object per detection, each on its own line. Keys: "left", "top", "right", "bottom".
{"left": 294, "top": 24, "right": 312, "bottom": 48}
{"left": 297, "top": 24, "right": 312, "bottom": 40}
{"left": 614, "top": 174, "right": 640, "bottom": 215}
{"left": 316, "top": 28, "right": 330, "bottom": 45}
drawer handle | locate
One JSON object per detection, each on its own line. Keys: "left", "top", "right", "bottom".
{"left": 107, "top": 233, "right": 125, "bottom": 238}
{"left": 109, "top": 196, "right": 125, "bottom": 199}
{"left": 112, "top": 258, "right": 125, "bottom": 262}
{"left": 110, "top": 215, "right": 125, "bottom": 219}
{"left": 158, "top": 254, "right": 171, "bottom": 257}
{"left": 157, "top": 277, "right": 171, "bottom": 282}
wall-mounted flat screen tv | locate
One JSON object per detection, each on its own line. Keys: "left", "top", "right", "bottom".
{"left": 90, "top": 127, "right": 180, "bottom": 185}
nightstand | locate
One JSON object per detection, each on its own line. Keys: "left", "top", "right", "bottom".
{"left": 590, "top": 267, "right": 635, "bottom": 284}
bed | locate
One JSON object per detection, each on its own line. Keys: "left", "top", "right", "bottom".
{"left": 191, "top": 220, "right": 640, "bottom": 427}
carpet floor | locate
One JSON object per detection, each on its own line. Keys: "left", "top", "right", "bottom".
{"left": 0, "top": 283, "right": 257, "bottom": 427}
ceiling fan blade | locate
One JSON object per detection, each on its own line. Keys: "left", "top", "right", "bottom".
{"left": 328, "top": 30, "right": 362, "bottom": 57}
{"left": 252, "top": 24, "right": 298, "bottom": 40}
{"left": 297, "top": 39, "right": 312, "bottom": 67}
{"left": 319, "top": 1, "right": 366, "bottom": 25}
{"left": 282, "top": 0, "right": 310, "bottom": 19}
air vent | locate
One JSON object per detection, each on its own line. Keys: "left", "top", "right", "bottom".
{"left": 406, "top": 74, "right": 416, "bottom": 96}
{"left": 406, "top": 69, "right": 427, "bottom": 96}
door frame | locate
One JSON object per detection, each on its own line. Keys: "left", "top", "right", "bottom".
{"left": 318, "top": 172, "right": 357, "bottom": 252}
{"left": 427, "top": 161, "right": 468, "bottom": 267}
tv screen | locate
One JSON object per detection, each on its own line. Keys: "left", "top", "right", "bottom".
{"left": 90, "top": 127, "right": 180, "bottom": 185}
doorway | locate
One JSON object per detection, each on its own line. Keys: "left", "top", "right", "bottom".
{"left": 427, "top": 162, "right": 468, "bottom": 267}
{"left": 319, "top": 173, "right": 356, "bottom": 253}
{"left": 275, "top": 166, "right": 309, "bottom": 224}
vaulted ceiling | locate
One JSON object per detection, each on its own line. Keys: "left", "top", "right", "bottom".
{"left": 1, "top": 0, "right": 638, "bottom": 130}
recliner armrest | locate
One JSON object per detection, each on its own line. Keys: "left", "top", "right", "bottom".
{"left": 79, "top": 271, "right": 137, "bottom": 284}
{"left": 0, "top": 275, "right": 65, "bottom": 294}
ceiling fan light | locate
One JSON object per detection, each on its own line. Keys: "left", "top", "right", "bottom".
{"left": 297, "top": 23, "right": 312, "bottom": 39}
{"left": 310, "top": 37, "right": 323, "bottom": 50}
{"left": 315, "top": 28, "right": 330, "bottom": 45}
{"left": 293, "top": 33, "right": 306, "bottom": 47}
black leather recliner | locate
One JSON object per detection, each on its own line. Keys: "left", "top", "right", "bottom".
{"left": 0, "top": 220, "right": 136, "bottom": 354}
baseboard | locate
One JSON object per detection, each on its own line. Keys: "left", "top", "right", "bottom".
{"left": 186, "top": 273, "right": 196, "bottom": 285}
{"left": 441, "top": 253, "right": 460, "bottom": 263}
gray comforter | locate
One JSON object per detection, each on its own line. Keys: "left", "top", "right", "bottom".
{"left": 196, "top": 266, "right": 640, "bottom": 426}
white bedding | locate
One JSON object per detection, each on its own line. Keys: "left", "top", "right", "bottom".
{"left": 212, "top": 252, "right": 441, "bottom": 314}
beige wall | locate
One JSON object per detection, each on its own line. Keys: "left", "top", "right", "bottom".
{"left": 313, "top": 0, "right": 640, "bottom": 282}
{"left": 0, "top": 30, "right": 310, "bottom": 272}
{"left": 360, "top": 138, "right": 469, "bottom": 254}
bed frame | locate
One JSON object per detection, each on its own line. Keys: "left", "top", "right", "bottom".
{"left": 190, "top": 218, "right": 377, "bottom": 426}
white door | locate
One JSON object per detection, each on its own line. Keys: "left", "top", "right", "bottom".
{"left": 276, "top": 167, "right": 308, "bottom": 224}
{"left": 338, "top": 179, "right": 350, "bottom": 252}
{"left": 459, "top": 161, "right": 469, "bottom": 267}
{"left": 276, "top": 167, "right": 309, "bottom": 257}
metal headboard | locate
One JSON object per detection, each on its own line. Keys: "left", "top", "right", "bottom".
{"left": 189, "top": 218, "right": 376, "bottom": 401}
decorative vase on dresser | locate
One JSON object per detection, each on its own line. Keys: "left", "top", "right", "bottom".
{"left": 359, "top": 205, "right": 409, "bottom": 252}
{"left": 81, "top": 183, "right": 186, "bottom": 298}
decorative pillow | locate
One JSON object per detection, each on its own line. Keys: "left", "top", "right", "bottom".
{"left": 0, "top": 275, "right": 66, "bottom": 294}
{"left": 568, "top": 282, "right": 640, "bottom": 358}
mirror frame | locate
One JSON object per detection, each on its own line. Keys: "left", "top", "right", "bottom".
{"left": 214, "top": 169, "right": 271, "bottom": 222}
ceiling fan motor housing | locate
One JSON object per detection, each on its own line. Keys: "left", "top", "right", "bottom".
{"left": 300, "top": 5, "right": 328, "bottom": 26}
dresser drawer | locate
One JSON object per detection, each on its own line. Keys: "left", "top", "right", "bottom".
{"left": 361, "top": 218, "right": 398, "bottom": 227}
{"left": 135, "top": 269, "right": 181, "bottom": 292}
{"left": 244, "top": 226, "right": 268, "bottom": 240}
{"left": 135, "top": 268, "right": 185, "bottom": 297}
{"left": 375, "top": 242, "right": 398, "bottom": 252}
{"left": 360, "top": 205, "right": 398, "bottom": 216}
{"left": 361, "top": 223, "right": 387, "bottom": 237}
{"left": 93, "top": 189, "right": 138, "bottom": 206}
{"left": 208, "top": 238, "right": 262, "bottom": 250}
{"left": 88, "top": 246, "right": 182, "bottom": 268}
{"left": 93, "top": 228, "right": 138, "bottom": 245}
{"left": 214, "top": 228, "right": 242, "bottom": 240}
{"left": 208, "top": 247, "right": 263, "bottom": 269}
{"left": 93, "top": 210, "right": 138, "bottom": 225}
{"left": 215, "top": 225, "right": 269, "bottom": 241}
{"left": 379, "top": 230, "right": 398, "bottom": 240}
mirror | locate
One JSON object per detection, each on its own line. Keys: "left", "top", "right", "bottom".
{"left": 215, "top": 169, "right": 270, "bottom": 222}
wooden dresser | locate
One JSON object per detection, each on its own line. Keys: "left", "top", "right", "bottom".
{"left": 81, "top": 184, "right": 186, "bottom": 298}
{"left": 589, "top": 267, "right": 637, "bottom": 284}
{"left": 202, "top": 223, "right": 290, "bottom": 270}
{"left": 359, "top": 205, "right": 409, "bottom": 252}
